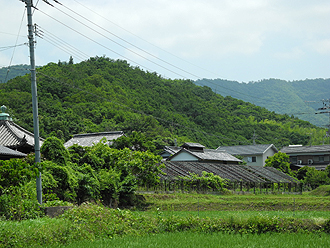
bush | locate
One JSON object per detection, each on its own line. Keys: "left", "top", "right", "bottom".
{"left": 0, "top": 182, "right": 44, "bottom": 220}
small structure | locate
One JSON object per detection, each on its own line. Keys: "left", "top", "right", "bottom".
{"left": 166, "top": 142, "right": 242, "bottom": 165}
{"left": 0, "top": 105, "right": 44, "bottom": 154}
{"left": 216, "top": 144, "right": 278, "bottom": 166}
{"left": 281, "top": 144, "right": 330, "bottom": 170}
{"left": 64, "top": 131, "right": 125, "bottom": 148}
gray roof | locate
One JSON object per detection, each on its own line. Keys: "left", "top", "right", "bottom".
{"left": 0, "top": 120, "right": 44, "bottom": 148}
{"left": 161, "top": 162, "right": 299, "bottom": 183}
{"left": 160, "top": 146, "right": 182, "bottom": 156}
{"left": 0, "top": 145, "right": 26, "bottom": 157}
{"left": 64, "top": 131, "right": 125, "bottom": 148}
{"left": 181, "top": 142, "right": 205, "bottom": 148}
{"left": 281, "top": 145, "right": 330, "bottom": 154}
{"left": 217, "top": 144, "right": 278, "bottom": 156}
{"left": 168, "top": 148, "right": 242, "bottom": 163}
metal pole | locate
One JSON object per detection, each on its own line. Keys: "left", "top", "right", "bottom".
{"left": 25, "top": 0, "right": 42, "bottom": 204}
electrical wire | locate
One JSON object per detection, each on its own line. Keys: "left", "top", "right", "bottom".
{"left": 4, "top": 7, "right": 26, "bottom": 84}
{"left": 37, "top": 6, "right": 188, "bottom": 79}
{"left": 36, "top": 25, "right": 90, "bottom": 58}
{"left": 0, "top": 43, "right": 27, "bottom": 52}
{"left": 36, "top": 8, "right": 158, "bottom": 75}
{"left": 34, "top": 25, "right": 89, "bottom": 61}
{"left": 56, "top": 2, "right": 206, "bottom": 80}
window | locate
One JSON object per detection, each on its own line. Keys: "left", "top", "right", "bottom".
{"left": 247, "top": 156, "right": 256, "bottom": 163}
{"left": 319, "top": 156, "right": 324, "bottom": 162}
{"left": 291, "top": 157, "right": 297, "bottom": 164}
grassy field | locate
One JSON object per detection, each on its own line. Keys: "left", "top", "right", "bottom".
{"left": 2, "top": 191, "right": 330, "bottom": 248}
{"left": 141, "top": 192, "right": 330, "bottom": 211}
{"left": 43, "top": 232, "right": 330, "bottom": 248}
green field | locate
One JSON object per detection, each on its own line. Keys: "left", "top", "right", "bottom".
{"left": 43, "top": 232, "right": 330, "bottom": 248}
{"left": 2, "top": 192, "right": 330, "bottom": 248}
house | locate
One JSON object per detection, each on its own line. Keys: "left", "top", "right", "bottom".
{"left": 64, "top": 131, "right": 125, "bottom": 148}
{"left": 280, "top": 144, "right": 330, "bottom": 170}
{"left": 166, "top": 142, "right": 242, "bottom": 165}
{"left": 216, "top": 144, "right": 278, "bottom": 166}
{"left": 159, "top": 146, "right": 181, "bottom": 160}
{"left": 0, "top": 105, "right": 44, "bottom": 154}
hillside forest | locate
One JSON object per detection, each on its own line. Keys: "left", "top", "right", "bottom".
{"left": 0, "top": 56, "right": 327, "bottom": 151}
{"left": 195, "top": 78, "right": 330, "bottom": 127}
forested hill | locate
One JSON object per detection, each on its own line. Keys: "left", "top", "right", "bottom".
{"left": 0, "top": 64, "right": 31, "bottom": 83}
{"left": 195, "top": 78, "right": 330, "bottom": 127}
{"left": 0, "top": 57, "right": 326, "bottom": 150}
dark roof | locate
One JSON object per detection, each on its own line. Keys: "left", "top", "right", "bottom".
{"left": 0, "top": 120, "right": 44, "bottom": 150}
{"left": 181, "top": 142, "right": 205, "bottom": 149}
{"left": 281, "top": 145, "right": 330, "bottom": 154}
{"left": 168, "top": 148, "right": 242, "bottom": 163}
{"left": 64, "top": 131, "right": 125, "bottom": 148}
{"left": 217, "top": 144, "right": 278, "bottom": 156}
{"left": 161, "top": 161, "right": 299, "bottom": 183}
{"left": 0, "top": 145, "right": 26, "bottom": 158}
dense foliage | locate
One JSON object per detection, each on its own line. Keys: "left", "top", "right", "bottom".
{"left": 0, "top": 137, "right": 163, "bottom": 220}
{"left": 0, "top": 57, "right": 326, "bottom": 150}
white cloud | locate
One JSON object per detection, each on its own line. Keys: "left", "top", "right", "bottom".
{"left": 1, "top": 0, "right": 330, "bottom": 81}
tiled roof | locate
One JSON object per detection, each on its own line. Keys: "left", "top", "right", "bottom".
{"left": 281, "top": 145, "right": 330, "bottom": 154}
{"left": 188, "top": 149, "right": 242, "bottom": 162}
{"left": 168, "top": 148, "right": 242, "bottom": 162}
{"left": 0, "top": 145, "right": 26, "bottom": 157}
{"left": 217, "top": 144, "right": 278, "bottom": 156}
{"left": 64, "top": 131, "right": 124, "bottom": 148}
{"left": 0, "top": 120, "right": 44, "bottom": 148}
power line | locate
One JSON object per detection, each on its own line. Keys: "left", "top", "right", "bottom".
{"left": 36, "top": 8, "right": 158, "bottom": 75}
{"left": 34, "top": 25, "right": 89, "bottom": 61}
{"left": 56, "top": 2, "right": 206, "bottom": 80}
{"left": 38, "top": 4, "right": 188, "bottom": 79}
{"left": 71, "top": 0, "right": 221, "bottom": 79}
{"left": 36, "top": 25, "right": 90, "bottom": 58}
{"left": 0, "top": 43, "right": 28, "bottom": 52}
{"left": 4, "top": 6, "right": 26, "bottom": 83}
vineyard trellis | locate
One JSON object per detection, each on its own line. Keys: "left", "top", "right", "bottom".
{"left": 140, "top": 162, "right": 302, "bottom": 194}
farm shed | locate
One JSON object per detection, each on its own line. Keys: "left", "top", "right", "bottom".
{"left": 157, "top": 161, "right": 300, "bottom": 193}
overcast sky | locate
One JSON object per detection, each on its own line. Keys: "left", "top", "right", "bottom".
{"left": 1, "top": 0, "right": 330, "bottom": 82}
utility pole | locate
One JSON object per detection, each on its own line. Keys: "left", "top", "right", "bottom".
{"left": 21, "top": 0, "right": 42, "bottom": 204}
{"left": 252, "top": 130, "right": 258, "bottom": 145}
{"left": 315, "top": 99, "right": 330, "bottom": 144}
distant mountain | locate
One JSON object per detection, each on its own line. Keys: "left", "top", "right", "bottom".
{"left": 0, "top": 65, "right": 31, "bottom": 83}
{"left": 195, "top": 78, "right": 330, "bottom": 127}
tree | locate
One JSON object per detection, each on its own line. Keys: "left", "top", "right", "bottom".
{"left": 265, "top": 152, "right": 292, "bottom": 175}
{"left": 111, "top": 131, "right": 156, "bottom": 152}
{"left": 40, "top": 137, "right": 70, "bottom": 165}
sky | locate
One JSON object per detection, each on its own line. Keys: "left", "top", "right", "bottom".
{"left": 1, "top": 0, "right": 330, "bottom": 83}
